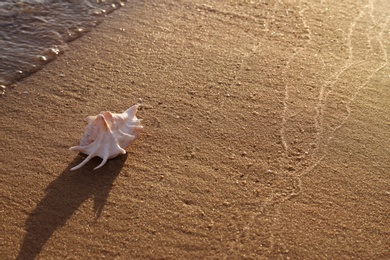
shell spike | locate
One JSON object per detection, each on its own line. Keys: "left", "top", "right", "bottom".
{"left": 69, "top": 146, "right": 78, "bottom": 151}
{"left": 69, "top": 145, "right": 85, "bottom": 152}
{"left": 70, "top": 152, "right": 96, "bottom": 171}
{"left": 125, "top": 104, "right": 140, "bottom": 119}
{"left": 94, "top": 154, "right": 109, "bottom": 170}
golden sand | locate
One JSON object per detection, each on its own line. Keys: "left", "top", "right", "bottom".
{"left": 1, "top": 0, "right": 390, "bottom": 258}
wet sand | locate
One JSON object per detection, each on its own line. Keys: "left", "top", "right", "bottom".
{"left": 1, "top": 0, "right": 390, "bottom": 259}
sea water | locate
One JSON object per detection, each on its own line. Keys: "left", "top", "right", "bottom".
{"left": 0, "top": 0, "right": 128, "bottom": 87}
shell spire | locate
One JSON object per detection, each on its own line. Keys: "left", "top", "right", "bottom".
{"left": 69, "top": 104, "right": 142, "bottom": 171}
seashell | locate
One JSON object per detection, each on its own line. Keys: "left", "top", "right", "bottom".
{"left": 69, "top": 104, "right": 143, "bottom": 171}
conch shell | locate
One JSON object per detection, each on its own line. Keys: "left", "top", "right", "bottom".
{"left": 69, "top": 104, "right": 143, "bottom": 171}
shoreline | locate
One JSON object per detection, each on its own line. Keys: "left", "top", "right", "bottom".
{"left": 0, "top": 0, "right": 129, "bottom": 88}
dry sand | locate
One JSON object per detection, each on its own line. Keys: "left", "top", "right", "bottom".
{"left": 1, "top": 0, "right": 390, "bottom": 259}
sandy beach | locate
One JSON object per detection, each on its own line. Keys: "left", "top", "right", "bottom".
{"left": 1, "top": 0, "right": 390, "bottom": 258}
